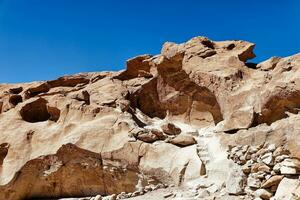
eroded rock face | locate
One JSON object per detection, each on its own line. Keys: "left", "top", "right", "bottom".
{"left": 0, "top": 36, "right": 300, "bottom": 199}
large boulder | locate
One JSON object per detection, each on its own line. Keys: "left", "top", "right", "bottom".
{"left": 274, "top": 178, "right": 300, "bottom": 200}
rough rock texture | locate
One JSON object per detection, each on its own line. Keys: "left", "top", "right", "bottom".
{"left": 1, "top": 36, "right": 300, "bottom": 200}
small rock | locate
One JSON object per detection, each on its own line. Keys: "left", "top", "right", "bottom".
{"left": 251, "top": 163, "right": 266, "bottom": 173}
{"left": 231, "top": 146, "right": 241, "bottom": 154}
{"left": 131, "top": 191, "right": 140, "bottom": 197}
{"left": 262, "top": 175, "right": 284, "bottom": 188}
{"left": 103, "top": 194, "right": 117, "bottom": 200}
{"left": 207, "top": 184, "right": 219, "bottom": 194}
{"left": 256, "top": 171, "right": 266, "bottom": 179}
{"left": 239, "top": 155, "right": 247, "bottom": 164}
{"left": 163, "top": 192, "right": 173, "bottom": 198}
{"left": 241, "top": 145, "right": 249, "bottom": 153}
{"left": 254, "top": 189, "right": 273, "bottom": 200}
{"left": 154, "top": 183, "right": 165, "bottom": 190}
{"left": 150, "top": 129, "right": 167, "bottom": 140}
{"left": 273, "top": 146, "right": 289, "bottom": 157}
{"left": 136, "top": 129, "right": 160, "bottom": 143}
{"left": 270, "top": 171, "right": 276, "bottom": 175}
{"left": 94, "top": 195, "right": 102, "bottom": 200}
{"left": 258, "top": 164, "right": 271, "bottom": 173}
{"left": 280, "top": 158, "right": 300, "bottom": 175}
{"left": 127, "top": 193, "right": 132, "bottom": 197}
{"left": 247, "top": 175, "right": 261, "bottom": 189}
{"left": 242, "top": 163, "right": 251, "bottom": 174}
{"left": 169, "top": 134, "right": 197, "bottom": 147}
{"left": 248, "top": 146, "right": 259, "bottom": 154}
{"left": 251, "top": 154, "right": 258, "bottom": 162}
{"left": 256, "top": 148, "right": 269, "bottom": 157}
{"left": 116, "top": 192, "right": 127, "bottom": 199}
{"left": 196, "top": 190, "right": 210, "bottom": 198}
{"left": 144, "top": 185, "right": 153, "bottom": 192}
{"left": 161, "top": 123, "right": 181, "bottom": 135}
{"left": 267, "top": 144, "right": 276, "bottom": 152}
{"left": 261, "top": 152, "right": 273, "bottom": 165}
{"left": 275, "top": 155, "right": 289, "bottom": 163}
{"left": 236, "top": 150, "right": 244, "bottom": 158}
{"left": 273, "top": 163, "right": 282, "bottom": 173}
{"left": 226, "top": 166, "right": 246, "bottom": 195}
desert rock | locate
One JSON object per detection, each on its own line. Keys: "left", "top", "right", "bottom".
{"left": 0, "top": 36, "right": 300, "bottom": 200}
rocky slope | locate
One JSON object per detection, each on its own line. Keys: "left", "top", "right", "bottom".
{"left": 0, "top": 36, "right": 300, "bottom": 200}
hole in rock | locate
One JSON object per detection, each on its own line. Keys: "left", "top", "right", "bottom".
{"left": 20, "top": 98, "right": 60, "bottom": 123}
{"left": 9, "top": 87, "right": 23, "bottom": 94}
{"left": 9, "top": 95, "right": 23, "bottom": 106}
{"left": 0, "top": 143, "right": 9, "bottom": 166}
{"left": 245, "top": 62, "right": 257, "bottom": 69}
{"left": 25, "top": 83, "right": 50, "bottom": 99}
{"left": 201, "top": 40, "right": 215, "bottom": 49}
{"left": 226, "top": 43, "right": 236, "bottom": 50}
{"left": 0, "top": 102, "right": 3, "bottom": 114}
{"left": 224, "top": 129, "right": 239, "bottom": 134}
{"left": 47, "top": 106, "right": 61, "bottom": 122}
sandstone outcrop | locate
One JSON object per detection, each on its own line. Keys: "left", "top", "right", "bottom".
{"left": 0, "top": 36, "right": 300, "bottom": 199}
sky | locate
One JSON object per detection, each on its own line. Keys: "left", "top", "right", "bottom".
{"left": 0, "top": 0, "right": 299, "bottom": 83}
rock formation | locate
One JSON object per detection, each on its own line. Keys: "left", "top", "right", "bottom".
{"left": 0, "top": 36, "right": 300, "bottom": 200}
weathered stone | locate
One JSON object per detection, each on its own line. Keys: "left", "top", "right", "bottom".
{"left": 254, "top": 189, "right": 273, "bottom": 200}
{"left": 94, "top": 195, "right": 102, "bottom": 200}
{"left": 280, "top": 158, "right": 300, "bottom": 175}
{"left": 247, "top": 175, "right": 261, "bottom": 189}
{"left": 196, "top": 190, "right": 210, "bottom": 198}
{"left": 161, "top": 123, "right": 181, "bottom": 135}
{"left": 242, "top": 163, "right": 251, "bottom": 174}
{"left": 226, "top": 166, "right": 246, "bottom": 195}
{"left": 274, "top": 178, "right": 299, "bottom": 200}
{"left": 251, "top": 163, "right": 267, "bottom": 173}
{"left": 273, "top": 146, "right": 289, "bottom": 157}
{"left": 275, "top": 155, "right": 290, "bottom": 163}
{"left": 261, "top": 175, "right": 284, "bottom": 188}
{"left": 169, "top": 134, "right": 197, "bottom": 147}
{"left": 261, "top": 152, "right": 273, "bottom": 165}
{"left": 257, "top": 164, "right": 271, "bottom": 173}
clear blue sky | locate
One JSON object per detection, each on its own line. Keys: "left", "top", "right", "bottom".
{"left": 0, "top": 0, "right": 299, "bottom": 83}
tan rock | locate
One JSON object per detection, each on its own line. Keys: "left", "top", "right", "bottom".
{"left": 169, "top": 134, "right": 197, "bottom": 147}
{"left": 257, "top": 56, "right": 281, "bottom": 71}
{"left": 257, "top": 164, "right": 271, "bottom": 173}
{"left": 254, "top": 189, "right": 273, "bottom": 200}
{"left": 274, "top": 177, "right": 299, "bottom": 200}
{"left": 251, "top": 163, "right": 267, "bottom": 173}
{"left": 161, "top": 123, "right": 181, "bottom": 135}
{"left": 226, "top": 165, "right": 246, "bottom": 195}
{"left": 262, "top": 175, "right": 284, "bottom": 188}
{"left": 1, "top": 36, "right": 300, "bottom": 200}
{"left": 280, "top": 158, "right": 300, "bottom": 175}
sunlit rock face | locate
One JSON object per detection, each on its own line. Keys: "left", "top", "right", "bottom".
{"left": 0, "top": 36, "right": 300, "bottom": 200}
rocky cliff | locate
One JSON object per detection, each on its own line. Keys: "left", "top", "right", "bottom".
{"left": 0, "top": 36, "right": 299, "bottom": 200}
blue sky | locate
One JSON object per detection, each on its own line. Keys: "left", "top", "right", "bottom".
{"left": 0, "top": 0, "right": 299, "bottom": 83}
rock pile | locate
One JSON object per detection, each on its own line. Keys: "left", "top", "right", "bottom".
{"left": 227, "top": 143, "right": 300, "bottom": 199}
{"left": 64, "top": 183, "right": 170, "bottom": 200}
